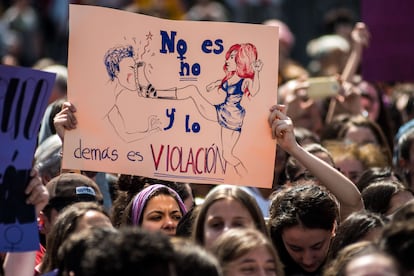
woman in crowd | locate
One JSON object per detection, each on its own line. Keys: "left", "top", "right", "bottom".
{"left": 121, "top": 184, "right": 187, "bottom": 236}
{"left": 327, "top": 210, "right": 385, "bottom": 261}
{"left": 39, "top": 201, "right": 113, "bottom": 274}
{"left": 323, "top": 141, "right": 389, "bottom": 184}
{"left": 210, "top": 228, "right": 284, "bottom": 276}
{"left": 333, "top": 114, "right": 393, "bottom": 163}
{"left": 361, "top": 179, "right": 414, "bottom": 217}
{"left": 323, "top": 241, "right": 401, "bottom": 276}
{"left": 192, "top": 184, "right": 267, "bottom": 249}
{"left": 268, "top": 183, "right": 339, "bottom": 275}
{"left": 380, "top": 216, "right": 414, "bottom": 274}
{"left": 171, "top": 238, "right": 223, "bottom": 276}
{"left": 355, "top": 166, "right": 400, "bottom": 192}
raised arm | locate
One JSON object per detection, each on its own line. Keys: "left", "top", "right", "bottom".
{"left": 325, "top": 23, "right": 370, "bottom": 123}
{"left": 245, "top": 59, "right": 263, "bottom": 96}
{"left": 341, "top": 22, "right": 370, "bottom": 82}
{"left": 269, "top": 104, "right": 364, "bottom": 220}
{"left": 107, "top": 106, "right": 161, "bottom": 143}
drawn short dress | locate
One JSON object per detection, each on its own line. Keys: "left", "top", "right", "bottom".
{"left": 215, "top": 78, "right": 245, "bottom": 132}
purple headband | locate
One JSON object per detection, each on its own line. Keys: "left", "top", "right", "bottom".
{"left": 131, "top": 184, "right": 187, "bottom": 225}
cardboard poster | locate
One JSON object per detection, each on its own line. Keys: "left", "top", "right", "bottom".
{"left": 0, "top": 65, "right": 55, "bottom": 252}
{"left": 64, "top": 4, "right": 278, "bottom": 187}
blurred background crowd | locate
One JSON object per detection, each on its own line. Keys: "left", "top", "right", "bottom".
{"left": 0, "top": 0, "right": 360, "bottom": 68}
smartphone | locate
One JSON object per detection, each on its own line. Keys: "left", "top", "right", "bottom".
{"left": 306, "top": 77, "right": 340, "bottom": 99}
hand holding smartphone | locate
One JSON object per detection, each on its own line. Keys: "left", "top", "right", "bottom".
{"left": 306, "top": 77, "right": 340, "bottom": 99}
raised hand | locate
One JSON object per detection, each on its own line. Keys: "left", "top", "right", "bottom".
{"left": 148, "top": 115, "right": 162, "bottom": 133}
{"left": 252, "top": 59, "right": 263, "bottom": 72}
{"left": 54, "top": 101, "right": 77, "bottom": 142}
{"left": 25, "top": 169, "right": 49, "bottom": 215}
{"left": 351, "top": 22, "right": 370, "bottom": 48}
{"left": 268, "top": 104, "right": 297, "bottom": 153}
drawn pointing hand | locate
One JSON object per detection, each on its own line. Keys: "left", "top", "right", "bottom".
{"left": 148, "top": 115, "right": 162, "bottom": 133}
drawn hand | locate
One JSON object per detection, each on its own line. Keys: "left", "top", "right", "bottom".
{"left": 206, "top": 80, "right": 221, "bottom": 92}
{"left": 25, "top": 169, "right": 49, "bottom": 215}
{"left": 252, "top": 59, "right": 263, "bottom": 72}
{"left": 148, "top": 115, "right": 162, "bottom": 133}
{"left": 54, "top": 101, "right": 77, "bottom": 142}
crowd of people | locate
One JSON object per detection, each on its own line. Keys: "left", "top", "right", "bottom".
{"left": 2, "top": 1, "right": 414, "bottom": 276}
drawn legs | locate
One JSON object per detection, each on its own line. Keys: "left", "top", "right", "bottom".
{"left": 221, "top": 127, "right": 247, "bottom": 177}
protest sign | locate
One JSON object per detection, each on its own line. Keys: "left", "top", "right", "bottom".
{"left": 0, "top": 65, "right": 55, "bottom": 252}
{"left": 64, "top": 4, "right": 278, "bottom": 187}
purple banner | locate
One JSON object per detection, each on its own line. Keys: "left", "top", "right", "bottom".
{"left": 0, "top": 65, "right": 55, "bottom": 252}
{"left": 361, "top": 0, "right": 414, "bottom": 82}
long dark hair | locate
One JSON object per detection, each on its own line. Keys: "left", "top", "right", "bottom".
{"left": 269, "top": 183, "right": 339, "bottom": 271}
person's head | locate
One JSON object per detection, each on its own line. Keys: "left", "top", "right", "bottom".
{"left": 268, "top": 184, "right": 339, "bottom": 273}
{"left": 324, "top": 241, "right": 400, "bottom": 276}
{"left": 42, "top": 64, "right": 68, "bottom": 104}
{"left": 123, "top": 184, "right": 187, "bottom": 236}
{"left": 356, "top": 166, "right": 399, "bottom": 192}
{"left": 380, "top": 219, "right": 414, "bottom": 275}
{"left": 66, "top": 226, "right": 177, "bottom": 276}
{"left": 395, "top": 128, "right": 414, "bottom": 189}
{"left": 34, "top": 134, "right": 62, "bottom": 184}
{"left": 192, "top": 184, "right": 267, "bottom": 249}
{"left": 223, "top": 43, "right": 257, "bottom": 83}
{"left": 210, "top": 228, "right": 284, "bottom": 276}
{"left": 324, "top": 141, "right": 389, "bottom": 184}
{"left": 337, "top": 114, "right": 392, "bottom": 162}
{"left": 306, "top": 34, "right": 350, "bottom": 76}
{"left": 361, "top": 179, "right": 414, "bottom": 217}
{"left": 40, "top": 201, "right": 112, "bottom": 273}
{"left": 171, "top": 237, "right": 223, "bottom": 276}
{"left": 328, "top": 210, "right": 385, "bottom": 261}
{"left": 104, "top": 45, "right": 136, "bottom": 90}
{"left": 110, "top": 174, "right": 147, "bottom": 228}
{"left": 344, "top": 251, "right": 400, "bottom": 276}
{"left": 40, "top": 172, "right": 103, "bottom": 235}
{"left": 57, "top": 227, "right": 119, "bottom": 276}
